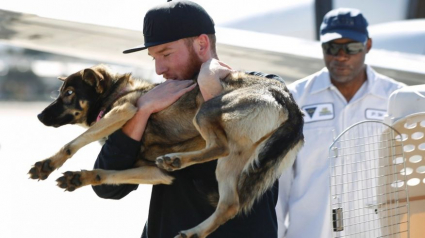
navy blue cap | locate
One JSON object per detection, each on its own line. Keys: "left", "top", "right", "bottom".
{"left": 320, "top": 8, "right": 369, "bottom": 43}
{"left": 123, "top": 1, "right": 215, "bottom": 54}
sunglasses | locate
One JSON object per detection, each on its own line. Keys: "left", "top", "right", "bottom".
{"left": 322, "top": 42, "right": 365, "bottom": 56}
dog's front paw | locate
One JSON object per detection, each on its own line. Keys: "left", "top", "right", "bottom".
{"left": 56, "top": 170, "right": 102, "bottom": 191}
{"left": 56, "top": 171, "right": 83, "bottom": 191}
{"left": 28, "top": 159, "right": 54, "bottom": 180}
{"left": 156, "top": 155, "right": 182, "bottom": 171}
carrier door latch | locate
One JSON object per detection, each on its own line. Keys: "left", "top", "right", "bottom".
{"left": 332, "top": 208, "right": 344, "bottom": 232}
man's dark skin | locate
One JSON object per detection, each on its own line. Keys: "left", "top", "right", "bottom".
{"left": 324, "top": 38, "right": 372, "bottom": 102}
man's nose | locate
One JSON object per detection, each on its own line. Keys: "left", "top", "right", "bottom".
{"left": 334, "top": 49, "right": 349, "bottom": 60}
{"left": 155, "top": 59, "right": 167, "bottom": 76}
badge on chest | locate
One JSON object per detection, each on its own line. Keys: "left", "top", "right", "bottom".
{"left": 365, "top": 109, "right": 386, "bottom": 120}
{"left": 302, "top": 103, "right": 334, "bottom": 123}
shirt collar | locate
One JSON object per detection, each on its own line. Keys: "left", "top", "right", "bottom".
{"left": 365, "top": 65, "right": 388, "bottom": 99}
{"left": 310, "top": 68, "right": 332, "bottom": 94}
{"left": 309, "top": 65, "right": 387, "bottom": 99}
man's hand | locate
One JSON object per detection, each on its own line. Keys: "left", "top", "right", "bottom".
{"left": 198, "top": 59, "right": 232, "bottom": 101}
{"left": 137, "top": 80, "right": 197, "bottom": 113}
{"left": 123, "top": 80, "right": 196, "bottom": 141}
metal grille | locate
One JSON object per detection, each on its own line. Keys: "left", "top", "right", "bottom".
{"left": 329, "top": 121, "right": 410, "bottom": 238}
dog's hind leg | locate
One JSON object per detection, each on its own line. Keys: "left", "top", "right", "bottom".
{"left": 55, "top": 166, "right": 173, "bottom": 191}
{"left": 29, "top": 102, "right": 137, "bottom": 180}
{"left": 175, "top": 157, "right": 242, "bottom": 238}
{"left": 156, "top": 109, "right": 229, "bottom": 171}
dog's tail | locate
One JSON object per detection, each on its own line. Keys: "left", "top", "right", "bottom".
{"left": 238, "top": 87, "right": 304, "bottom": 214}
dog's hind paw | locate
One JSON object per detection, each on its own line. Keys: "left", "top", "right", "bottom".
{"left": 28, "top": 159, "right": 54, "bottom": 180}
{"left": 156, "top": 155, "right": 182, "bottom": 171}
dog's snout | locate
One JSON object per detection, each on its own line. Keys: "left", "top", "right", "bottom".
{"left": 37, "top": 113, "right": 44, "bottom": 122}
{"left": 37, "top": 112, "right": 47, "bottom": 124}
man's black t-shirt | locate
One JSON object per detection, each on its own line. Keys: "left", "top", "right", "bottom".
{"left": 93, "top": 72, "right": 284, "bottom": 238}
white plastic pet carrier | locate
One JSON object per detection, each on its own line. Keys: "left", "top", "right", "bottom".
{"left": 329, "top": 85, "right": 425, "bottom": 238}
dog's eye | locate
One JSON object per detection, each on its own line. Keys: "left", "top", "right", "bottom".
{"left": 66, "top": 90, "right": 73, "bottom": 96}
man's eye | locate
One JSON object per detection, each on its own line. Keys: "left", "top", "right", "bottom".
{"left": 164, "top": 53, "right": 171, "bottom": 57}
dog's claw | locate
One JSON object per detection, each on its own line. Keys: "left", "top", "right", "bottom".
{"left": 59, "top": 182, "right": 68, "bottom": 188}
{"left": 56, "top": 176, "right": 66, "bottom": 183}
{"left": 67, "top": 186, "right": 75, "bottom": 192}
{"left": 29, "top": 167, "right": 40, "bottom": 179}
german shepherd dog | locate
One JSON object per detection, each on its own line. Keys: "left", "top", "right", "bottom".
{"left": 29, "top": 64, "right": 304, "bottom": 238}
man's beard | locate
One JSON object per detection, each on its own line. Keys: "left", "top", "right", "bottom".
{"left": 329, "top": 63, "right": 364, "bottom": 85}
{"left": 181, "top": 47, "right": 203, "bottom": 80}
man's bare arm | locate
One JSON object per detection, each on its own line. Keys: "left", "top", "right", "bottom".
{"left": 122, "top": 80, "right": 196, "bottom": 141}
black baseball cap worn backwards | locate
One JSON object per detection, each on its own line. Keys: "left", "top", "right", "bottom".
{"left": 123, "top": 0, "right": 215, "bottom": 54}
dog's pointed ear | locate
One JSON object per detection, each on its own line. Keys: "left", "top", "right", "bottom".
{"left": 82, "top": 68, "right": 105, "bottom": 94}
{"left": 57, "top": 76, "right": 66, "bottom": 81}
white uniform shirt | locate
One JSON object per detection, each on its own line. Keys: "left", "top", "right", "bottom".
{"left": 277, "top": 65, "right": 405, "bottom": 238}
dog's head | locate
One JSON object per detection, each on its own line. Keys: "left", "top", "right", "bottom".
{"left": 38, "top": 64, "right": 116, "bottom": 127}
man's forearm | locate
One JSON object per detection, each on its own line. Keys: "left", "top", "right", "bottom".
{"left": 122, "top": 109, "right": 152, "bottom": 141}
{"left": 92, "top": 109, "right": 150, "bottom": 199}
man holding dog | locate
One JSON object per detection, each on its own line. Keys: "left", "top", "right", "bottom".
{"left": 93, "top": 1, "right": 282, "bottom": 237}
{"left": 276, "top": 8, "right": 405, "bottom": 238}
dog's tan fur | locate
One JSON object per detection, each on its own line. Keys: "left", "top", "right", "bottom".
{"left": 30, "top": 65, "right": 304, "bottom": 238}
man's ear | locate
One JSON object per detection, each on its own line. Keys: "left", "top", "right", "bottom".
{"left": 366, "top": 38, "right": 372, "bottom": 53}
{"left": 82, "top": 68, "right": 105, "bottom": 94}
{"left": 194, "top": 34, "right": 211, "bottom": 60}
